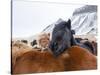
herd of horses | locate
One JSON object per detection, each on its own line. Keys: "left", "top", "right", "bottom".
{"left": 12, "top": 19, "right": 97, "bottom": 74}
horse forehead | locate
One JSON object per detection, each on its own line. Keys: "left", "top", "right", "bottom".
{"left": 54, "top": 24, "right": 69, "bottom": 31}
{"left": 55, "top": 24, "right": 64, "bottom": 29}
{"left": 53, "top": 25, "right": 64, "bottom": 31}
{"left": 52, "top": 29, "right": 64, "bottom": 36}
{"left": 53, "top": 26, "right": 69, "bottom": 33}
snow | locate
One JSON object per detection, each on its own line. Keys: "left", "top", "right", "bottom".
{"left": 43, "top": 5, "right": 97, "bottom": 36}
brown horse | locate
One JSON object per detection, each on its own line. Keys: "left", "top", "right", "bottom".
{"left": 11, "top": 40, "right": 33, "bottom": 71}
{"left": 12, "top": 46, "right": 97, "bottom": 74}
{"left": 63, "top": 46, "right": 97, "bottom": 71}
{"left": 12, "top": 49, "right": 65, "bottom": 74}
{"left": 32, "top": 32, "right": 50, "bottom": 51}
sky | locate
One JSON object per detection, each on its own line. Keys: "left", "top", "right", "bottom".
{"left": 12, "top": 0, "right": 84, "bottom": 38}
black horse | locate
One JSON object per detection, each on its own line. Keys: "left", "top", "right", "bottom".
{"left": 49, "top": 19, "right": 95, "bottom": 56}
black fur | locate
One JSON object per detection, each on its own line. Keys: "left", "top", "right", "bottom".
{"left": 21, "top": 40, "right": 28, "bottom": 44}
{"left": 75, "top": 38, "right": 83, "bottom": 43}
{"left": 49, "top": 19, "right": 95, "bottom": 56}
{"left": 82, "top": 41, "right": 95, "bottom": 54}
{"left": 49, "top": 19, "right": 77, "bottom": 56}
{"left": 31, "top": 40, "right": 37, "bottom": 46}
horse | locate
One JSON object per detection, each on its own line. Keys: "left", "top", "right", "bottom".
{"left": 63, "top": 46, "right": 97, "bottom": 71}
{"left": 74, "top": 37, "right": 97, "bottom": 55}
{"left": 11, "top": 40, "right": 33, "bottom": 71}
{"left": 49, "top": 19, "right": 96, "bottom": 56}
{"left": 12, "top": 46, "right": 97, "bottom": 74}
{"left": 32, "top": 32, "right": 50, "bottom": 51}
{"left": 12, "top": 49, "right": 65, "bottom": 74}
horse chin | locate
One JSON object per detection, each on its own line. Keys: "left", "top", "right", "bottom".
{"left": 49, "top": 41, "right": 71, "bottom": 56}
{"left": 53, "top": 45, "right": 70, "bottom": 57}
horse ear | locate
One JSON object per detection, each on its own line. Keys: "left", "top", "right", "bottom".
{"left": 67, "top": 19, "right": 71, "bottom": 29}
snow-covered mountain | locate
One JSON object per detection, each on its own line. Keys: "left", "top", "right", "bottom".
{"left": 42, "top": 5, "right": 97, "bottom": 36}
{"left": 71, "top": 5, "right": 97, "bottom": 35}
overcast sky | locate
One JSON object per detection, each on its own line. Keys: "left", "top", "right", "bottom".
{"left": 12, "top": 0, "right": 84, "bottom": 38}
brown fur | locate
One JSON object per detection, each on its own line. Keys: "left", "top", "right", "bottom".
{"left": 13, "top": 49, "right": 65, "bottom": 74}
{"left": 12, "top": 46, "right": 97, "bottom": 74}
{"left": 11, "top": 40, "right": 33, "bottom": 70}
{"left": 63, "top": 46, "right": 97, "bottom": 71}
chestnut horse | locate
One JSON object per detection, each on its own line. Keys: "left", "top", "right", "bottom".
{"left": 12, "top": 46, "right": 97, "bottom": 74}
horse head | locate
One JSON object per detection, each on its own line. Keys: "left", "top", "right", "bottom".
{"left": 49, "top": 19, "right": 76, "bottom": 56}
